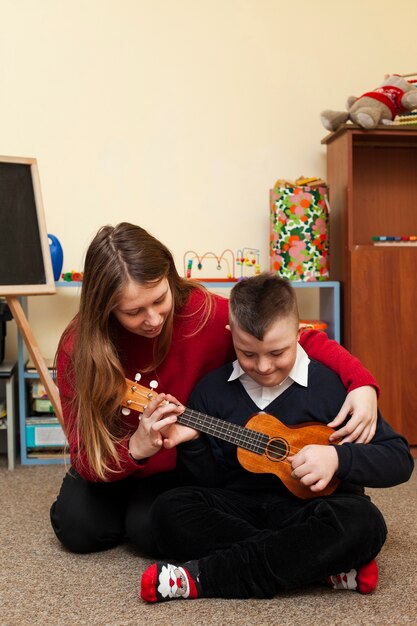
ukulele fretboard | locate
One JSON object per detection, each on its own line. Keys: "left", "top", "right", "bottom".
{"left": 178, "top": 409, "right": 287, "bottom": 459}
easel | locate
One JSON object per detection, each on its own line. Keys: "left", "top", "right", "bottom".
{"left": 5, "top": 296, "right": 62, "bottom": 423}
{"left": 0, "top": 155, "right": 63, "bottom": 425}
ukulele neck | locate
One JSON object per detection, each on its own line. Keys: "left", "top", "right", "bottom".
{"left": 178, "top": 408, "right": 268, "bottom": 455}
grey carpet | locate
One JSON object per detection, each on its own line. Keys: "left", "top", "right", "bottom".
{"left": 0, "top": 457, "right": 416, "bottom": 626}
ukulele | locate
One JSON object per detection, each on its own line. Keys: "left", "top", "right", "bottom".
{"left": 122, "top": 377, "right": 340, "bottom": 500}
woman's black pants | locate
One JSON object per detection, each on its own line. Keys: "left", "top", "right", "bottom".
{"left": 50, "top": 467, "right": 177, "bottom": 555}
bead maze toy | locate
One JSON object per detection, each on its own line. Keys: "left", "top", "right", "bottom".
{"left": 183, "top": 249, "right": 236, "bottom": 281}
{"left": 236, "top": 248, "right": 261, "bottom": 278}
{"left": 183, "top": 248, "right": 261, "bottom": 281}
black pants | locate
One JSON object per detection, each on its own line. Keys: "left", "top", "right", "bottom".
{"left": 50, "top": 467, "right": 178, "bottom": 555}
{"left": 149, "top": 486, "right": 388, "bottom": 599}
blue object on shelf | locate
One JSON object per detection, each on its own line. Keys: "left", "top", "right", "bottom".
{"left": 26, "top": 420, "right": 66, "bottom": 448}
{"left": 48, "top": 234, "right": 64, "bottom": 281}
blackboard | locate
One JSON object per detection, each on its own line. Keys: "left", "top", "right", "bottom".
{"left": 0, "top": 156, "right": 55, "bottom": 295}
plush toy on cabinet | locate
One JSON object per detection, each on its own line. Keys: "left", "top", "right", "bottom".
{"left": 321, "top": 74, "right": 417, "bottom": 132}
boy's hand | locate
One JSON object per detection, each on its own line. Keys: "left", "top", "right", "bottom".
{"left": 327, "top": 385, "right": 378, "bottom": 444}
{"left": 288, "top": 444, "right": 339, "bottom": 493}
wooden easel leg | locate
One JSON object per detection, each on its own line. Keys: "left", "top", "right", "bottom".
{"left": 6, "top": 296, "right": 63, "bottom": 424}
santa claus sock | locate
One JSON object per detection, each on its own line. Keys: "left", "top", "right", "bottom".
{"left": 325, "top": 559, "right": 379, "bottom": 595}
{"left": 140, "top": 561, "right": 201, "bottom": 603}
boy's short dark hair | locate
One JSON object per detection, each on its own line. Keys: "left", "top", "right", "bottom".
{"left": 229, "top": 273, "right": 299, "bottom": 340}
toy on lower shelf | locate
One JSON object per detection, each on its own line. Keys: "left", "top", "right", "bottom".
{"left": 26, "top": 417, "right": 66, "bottom": 449}
{"left": 300, "top": 319, "right": 328, "bottom": 332}
{"left": 29, "top": 380, "right": 55, "bottom": 408}
{"left": 25, "top": 371, "right": 67, "bottom": 454}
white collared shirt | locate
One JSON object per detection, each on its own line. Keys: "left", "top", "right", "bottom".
{"left": 228, "top": 343, "right": 310, "bottom": 409}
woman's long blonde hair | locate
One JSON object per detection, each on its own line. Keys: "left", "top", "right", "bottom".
{"left": 58, "top": 223, "right": 212, "bottom": 480}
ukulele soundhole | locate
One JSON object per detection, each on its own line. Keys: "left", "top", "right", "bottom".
{"left": 265, "top": 437, "right": 289, "bottom": 462}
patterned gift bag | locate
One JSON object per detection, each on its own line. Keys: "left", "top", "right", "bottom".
{"left": 270, "top": 183, "right": 330, "bottom": 281}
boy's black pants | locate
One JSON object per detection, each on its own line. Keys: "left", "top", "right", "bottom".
{"left": 149, "top": 485, "right": 387, "bottom": 599}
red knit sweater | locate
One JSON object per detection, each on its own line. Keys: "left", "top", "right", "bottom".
{"left": 57, "top": 289, "right": 378, "bottom": 482}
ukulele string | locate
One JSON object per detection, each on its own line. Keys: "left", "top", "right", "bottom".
{"left": 125, "top": 398, "right": 150, "bottom": 411}
{"left": 181, "top": 407, "right": 306, "bottom": 458}
{"left": 124, "top": 384, "right": 340, "bottom": 494}
{"left": 126, "top": 387, "right": 308, "bottom": 463}
{"left": 124, "top": 386, "right": 155, "bottom": 412}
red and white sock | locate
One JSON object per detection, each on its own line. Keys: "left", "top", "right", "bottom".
{"left": 325, "top": 559, "right": 379, "bottom": 594}
{"left": 141, "top": 561, "right": 201, "bottom": 603}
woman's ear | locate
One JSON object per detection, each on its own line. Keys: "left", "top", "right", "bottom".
{"left": 225, "top": 324, "right": 231, "bottom": 332}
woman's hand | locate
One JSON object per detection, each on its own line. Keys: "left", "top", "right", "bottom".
{"left": 162, "top": 420, "right": 200, "bottom": 449}
{"left": 328, "top": 385, "right": 378, "bottom": 444}
{"left": 128, "top": 393, "right": 185, "bottom": 460}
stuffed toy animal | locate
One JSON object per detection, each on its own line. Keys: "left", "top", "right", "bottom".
{"left": 321, "top": 74, "right": 417, "bottom": 132}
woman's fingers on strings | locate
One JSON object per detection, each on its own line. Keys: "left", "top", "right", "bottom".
{"left": 142, "top": 393, "right": 167, "bottom": 416}
{"left": 144, "top": 396, "right": 178, "bottom": 420}
{"left": 142, "top": 393, "right": 184, "bottom": 420}
{"left": 151, "top": 414, "right": 178, "bottom": 433}
{"left": 164, "top": 393, "right": 183, "bottom": 408}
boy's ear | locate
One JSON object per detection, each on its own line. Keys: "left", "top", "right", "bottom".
{"left": 225, "top": 324, "right": 231, "bottom": 332}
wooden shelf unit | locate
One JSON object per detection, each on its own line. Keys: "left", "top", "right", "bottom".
{"left": 0, "top": 361, "right": 17, "bottom": 469}
{"left": 322, "top": 126, "right": 417, "bottom": 443}
{"left": 16, "top": 298, "right": 66, "bottom": 465}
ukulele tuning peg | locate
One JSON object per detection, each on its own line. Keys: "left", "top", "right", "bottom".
{"left": 149, "top": 380, "right": 158, "bottom": 390}
{"left": 134, "top": 373, "right": 142, "bottom": 382}
{"left": 121, "top": 407, "right": 131, "bottom": 416}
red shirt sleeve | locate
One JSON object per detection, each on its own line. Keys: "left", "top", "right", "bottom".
{"left": 56, "top": 329, "right": 176, "bottom": 482}
{"left": 299, "top": 329, "right": 380, "bottom": 396}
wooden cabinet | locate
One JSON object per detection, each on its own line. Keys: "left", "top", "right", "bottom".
{"left": 322, "top": 126, "right": 417, "bottom": 443}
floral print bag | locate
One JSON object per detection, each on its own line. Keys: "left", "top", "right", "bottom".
{"left": 270, "top": 183, "right": 330, "bottom": 281}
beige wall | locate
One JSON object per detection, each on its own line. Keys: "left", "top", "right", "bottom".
{"left": 2, "top": 0, "right": 417, "bottom": 360}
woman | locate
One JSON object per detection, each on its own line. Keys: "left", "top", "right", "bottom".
{"left": 50, "top": 222, "right": 379, "bottom": 555}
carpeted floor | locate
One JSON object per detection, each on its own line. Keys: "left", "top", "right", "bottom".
{"left": 0, "top": 457, "right": 416, "bottom": 626}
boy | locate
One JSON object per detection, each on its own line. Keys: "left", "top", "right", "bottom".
{"left": 140, "top": 274, "right": 414, "bottom": 602}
